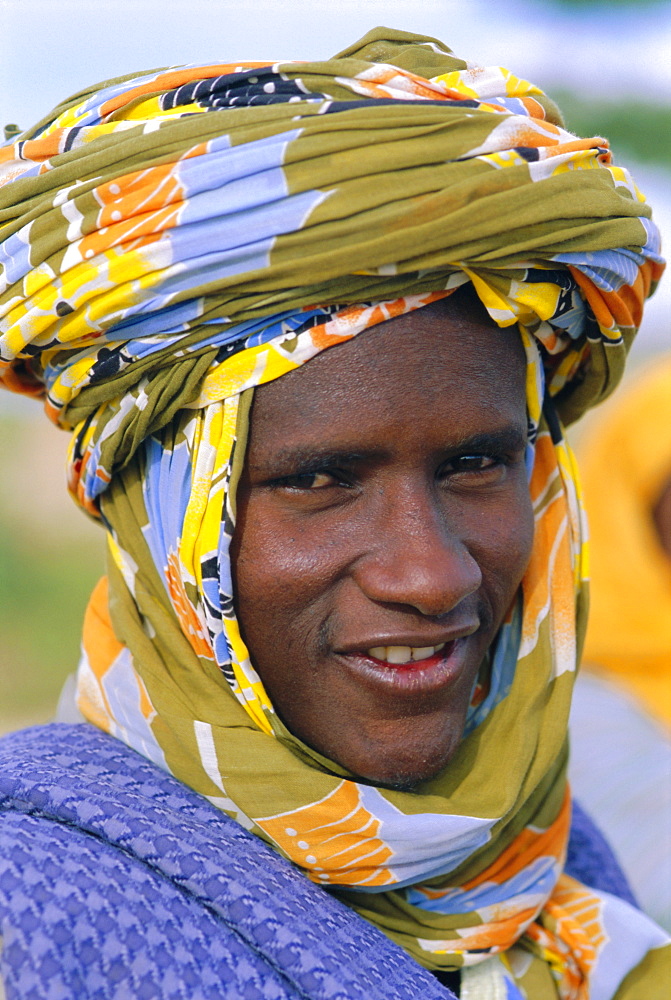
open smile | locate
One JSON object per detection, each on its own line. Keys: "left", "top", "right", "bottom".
{"left": 335, "top": 635, "right": 476, "bottom": 695}
{"left": 367, "top": 642, "right": 447, "bottom": 664}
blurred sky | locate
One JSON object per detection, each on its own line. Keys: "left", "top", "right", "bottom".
{"left": 2, "top": 0, "right": 671, "bottom": 124}
{"left": 0, "top": 0, "right": 669, "bottom": 419}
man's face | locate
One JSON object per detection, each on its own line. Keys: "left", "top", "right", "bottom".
{"left": 233, "top": 297, "right": 534, "bottom": 788}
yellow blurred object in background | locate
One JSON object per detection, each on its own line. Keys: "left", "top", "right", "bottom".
{"left": 578, "top": 353, "right": 671, "bottom": 727}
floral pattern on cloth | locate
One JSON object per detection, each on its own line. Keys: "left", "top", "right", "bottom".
{"left": 1, "top": 26, "right": 668, "bottom": 1000}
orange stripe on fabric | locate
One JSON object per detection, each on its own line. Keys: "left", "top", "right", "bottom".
{"left": 98, "top": 64, "right": 273, "bottom": 119}
{"left": 503, "top": 122, "right": 563, "bottom": 147}
{"left": 82, "top": 576, "right": 124, "bottom": 675}
{"left": 352, "top": 67, "right": 452, "bottom": 101}
{"left": 96, "top": 163, "right": 186, "bottom": 223}
{"left": 463, "top": 789, "right": 570, "bottom": 891}
{"left": 78, "top": 576, "right": 123, "bottom": 732}
{"left": 522, "top": 445, "right": 571, "bottom": 650}
{"left": 166, "top": 552, "right": 214, "bottom": 659}
{"left": 526, "top": 873, "right": 607, "bottom": 996}
{"left": 569, "top": 262, "right": 656, "bottom": 333}
{"left": 520, "top": 97, "right": 546, "bottom": 119}
{"left": 81, "top": 144, "right": 206, "bottom": 254}
{"left": 545, "top": 137, "right": 609, "bottom": 160}
{"left": 453, "top": 907, "right": 541, "bottom": 949}
{"left": 256, "top": 780, "right": 394, "bottom": 886}
{"left": 80, "top": 210, "right": 178, "bottom": 258}
{"left": 9, "top": 133, "right": 65, "bottom": 162}
{"left": 308, "top": 293, "right": 449, "bottom": 350}
{"left": 529, "top": 433, "right": 559, "bottom": 507}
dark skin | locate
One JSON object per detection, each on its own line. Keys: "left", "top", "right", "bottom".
{"left": 232, "top": 294, "right": 534, "bottom": 789}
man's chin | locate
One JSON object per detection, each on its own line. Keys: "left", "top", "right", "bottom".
{"left": 342, "top": 736, "right": 463, "bottom": 791}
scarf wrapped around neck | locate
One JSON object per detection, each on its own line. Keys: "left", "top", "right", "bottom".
{"left": 1, "top": 27, "right": 668, "bottom": 999}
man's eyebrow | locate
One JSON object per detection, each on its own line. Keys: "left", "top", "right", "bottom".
{"left": 450, "top": 426, "right": 528, "bottom": 454}
{"left": 251, "top": 425, "right": 527, "bottom": 474}
{"left": 250, "top": 448, "right": 379, "bottom": 475}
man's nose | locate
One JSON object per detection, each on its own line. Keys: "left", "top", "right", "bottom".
{"left": 351, "top": 488, "right": 482, "bottom": 617}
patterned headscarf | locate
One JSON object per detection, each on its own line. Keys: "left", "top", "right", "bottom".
{"left": 1, "top": 27, "right": 668, "bottom": 999}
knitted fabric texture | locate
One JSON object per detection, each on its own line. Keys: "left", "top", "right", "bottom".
{"left": 0, "top": 724, "right": 638, "bottom": 999}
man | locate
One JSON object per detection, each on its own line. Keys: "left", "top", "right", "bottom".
{"left": 0, "top": 27, "right": 668, "bottom": 998}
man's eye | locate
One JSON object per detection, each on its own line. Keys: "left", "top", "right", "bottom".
{"left": 447, "top": 454, "right": 497, "bottom": 473}
{"left": 281, "top": 471, "right": 340, "bottom": 490}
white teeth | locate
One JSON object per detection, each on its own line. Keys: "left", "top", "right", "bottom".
{"left": 412, "top": 646, "right": 437, "bottom": 661}
{"left": 366, "top": 643, "right": 446, "bottom": 664}
{"left": 386, "top": 646, "right": 412, "bottom": 664}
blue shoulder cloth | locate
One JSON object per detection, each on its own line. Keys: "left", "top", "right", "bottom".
{"left": 0, "top": 724, "right": 635, "bottom": 999}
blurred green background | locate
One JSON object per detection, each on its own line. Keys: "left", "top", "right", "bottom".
{"left": 0, "top": 412, "right": 105, "bottom": 733}
{"left": 557, "top": 94, "right": 671, "bottom": 170}
{"left": 1, "top": 0, "right": 669, "bottom": 733}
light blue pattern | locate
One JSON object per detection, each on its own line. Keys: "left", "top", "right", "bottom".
{"left": 553, "top": 247, "right": 646, "bottom": 294}
{"left": 104, "top": 298, "right": 206, "bottom": 342}
{"left": 350, "top": 786, "right": 495, "bottom": 892}
{"left": 177, "top": 131, "right": 301, "bottom": 209}
{"left": 142, "top": 434, "right": 192, "bottom": 593}
{"left": 0, "top": 226, "right": 33, "bottom": 294}
{"left": 404, "top": 854, "right": 558, "bottom": 913}
{"left": 464, "top": 598, "right": 522, "bottom": 736}
{"left": 101, "top": 647, "right": 169, "bottom": 771}
{"left": 588, "top": 892, "right": 669, "bottom": 1000}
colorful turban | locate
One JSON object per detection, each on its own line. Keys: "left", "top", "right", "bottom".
{"left": 1, "top": 26, "right": 668, "bottom": 1000}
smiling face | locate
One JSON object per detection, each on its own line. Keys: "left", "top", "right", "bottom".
{"left": 232, "top": 294, "right": 534, "bottom": 789}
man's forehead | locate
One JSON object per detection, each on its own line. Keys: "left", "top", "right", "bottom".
{"left": 251, "top": 303, "right": 527, "bottom": 420}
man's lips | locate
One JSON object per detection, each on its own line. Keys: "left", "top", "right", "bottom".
{"left": 333, "top": 626, "right": 479, "bottom": 694}
{"left": 365, "top": 641, "right": 453, "bottom": 668}
{"left": 335, "top": 623, "right": 479, "bottom": 661}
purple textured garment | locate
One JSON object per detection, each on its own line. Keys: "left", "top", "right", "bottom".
{"left": 0, "top": 724, "right": 635, "bottom": 999}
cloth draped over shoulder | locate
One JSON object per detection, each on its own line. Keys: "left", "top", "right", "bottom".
{"left": 0, "top": 26, "right": 668, "bottom": 1000}
{"left": 578, "top": 354, "right": 671, "bottom": 726}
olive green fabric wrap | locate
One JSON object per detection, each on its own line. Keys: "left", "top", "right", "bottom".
{"left": 0, "top": 28, "right": 663, "bottom": 464}
{"left": 0, "top": 26, "right": 668, "bottom": 1000}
